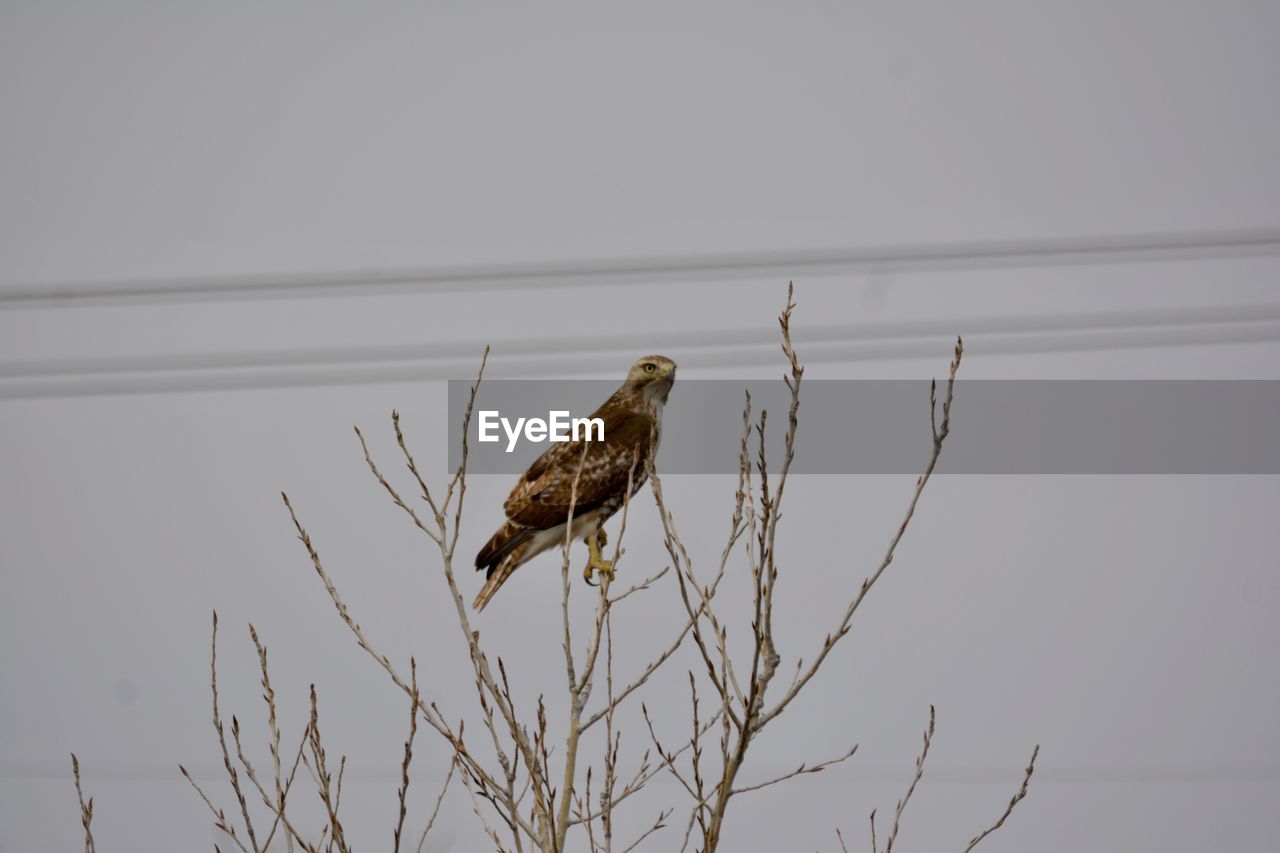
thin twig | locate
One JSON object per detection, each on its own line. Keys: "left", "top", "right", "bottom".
{"left": 608, "top": 566, "right": 669, "bottom": 605}
{"left": 962, "top": 745, "right": 1040, "bottom": 852}
{"left": 70, "top": 754, "right": 96, "bottom": 853}
{"left": 730, "top": 743, "right": 858, "bottom": 795}
{"left": 394, "top": 660, "right": 421, "bottom": 853}
{"left": 882, "top": 706, "right": 935, "bottom": 853}
{"left": 180, "top": 763, "right": 252, "bottom": 853}
{"left": 305, "top": 685, "right": 350, "bottom": 853}
{"left": 210, "top": 612, "right": 262, "bottom": 853}
{"left": 248, "top": 624, "right": 294, "bottom": 853}
{"left": 416, "top": 757, "right": 458, "bottom": 853}
{"left": 619, "top": 809, "right": 673, "bottom": 853}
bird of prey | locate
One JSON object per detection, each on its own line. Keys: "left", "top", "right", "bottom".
{"left": 473, "top": 355, "right": 676, "bottom": 611}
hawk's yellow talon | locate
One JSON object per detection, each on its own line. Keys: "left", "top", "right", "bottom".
{"left": 583, "top": 530, "right": 615, "bottom": 585}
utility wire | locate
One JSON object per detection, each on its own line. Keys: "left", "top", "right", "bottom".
{"left": 2, "top": 227, "right": 1278, "bottom": 309}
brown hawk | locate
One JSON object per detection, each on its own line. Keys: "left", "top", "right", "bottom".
{"left": 472, "top": 355, "right": 676, "bottom": 610}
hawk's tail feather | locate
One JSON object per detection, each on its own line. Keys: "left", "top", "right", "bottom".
{"left": 473, "top": 554, "right": 518, "bottom": 611}
{"left": 473, "top": 526, "right": 536, "bottom": 611}
{"left": 475, "top": 521, "right": 535, "bottom": 574}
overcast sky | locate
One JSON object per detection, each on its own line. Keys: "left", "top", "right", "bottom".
{"left": 2, "top": 3, "right": 1279, "bottom": 852}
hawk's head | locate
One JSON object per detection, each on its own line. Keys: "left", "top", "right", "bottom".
{"left": 625, "top": 355, "right": 677, "bottom": 405}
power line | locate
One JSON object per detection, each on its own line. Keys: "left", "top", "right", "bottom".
{"left": 2, "top": 227, "right": 1278, "bottom": 309}
{"left": 2, "top": 304, "right": 1278, "bottom": 400}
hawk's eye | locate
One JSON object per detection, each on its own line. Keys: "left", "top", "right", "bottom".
{"left": 643, "top": 363, "right": 657, "bottom": 373}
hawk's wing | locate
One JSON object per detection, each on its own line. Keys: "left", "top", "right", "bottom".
{"left": 503, "top": 431, "right": 643, "bottom": 529}
{"left": 473, "top": 409, "right": 649, "bottom": 573}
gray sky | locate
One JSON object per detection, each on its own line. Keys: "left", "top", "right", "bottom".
{"left": 2, "top": 3, "right": 1279, "bottom": 851}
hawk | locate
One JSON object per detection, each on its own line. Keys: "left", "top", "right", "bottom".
{"left": 473, "top": 355, "right": 677, "bottom": 610}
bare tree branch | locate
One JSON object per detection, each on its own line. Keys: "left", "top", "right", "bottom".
{"left": 248, "top": 624, "right": 294, "bottom": 853}
{"left": 730, "top": 743, "right": 858, "bottom": 796}
{"left": 70, "top": 754, "right": 96, "bottom": 853}
{"left": 417, "top": 757, "right": 458, "bottom": 853}
{"left": 962, "top": 745, "right": 1040, "bottom": 852}
{"left": 180, "top": 763, "right": 252, "bottom": 853}
{"left": 757, "top": 336, "right": 964, "bottom": 731}
{"left": 882, "top": 706, "right": 935, "bottom": 853}
{"left": 393, "top": 660, "right": 422, "bottom": 853}
{"left": 210, "top": 612, "right": 262, "bottom": 853}
{"left": 619, "top": 809, "right": 673, "bottom": 853}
